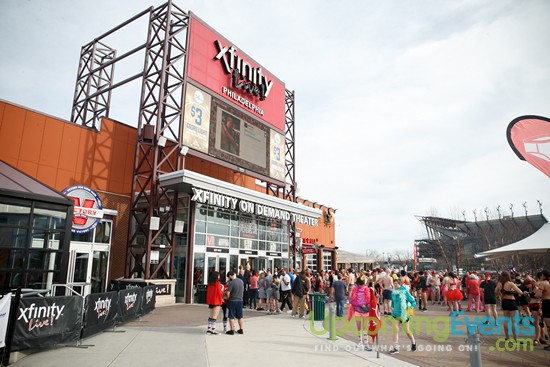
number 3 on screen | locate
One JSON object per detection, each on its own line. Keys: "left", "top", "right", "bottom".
{"left": 191, "top": 106, "right": 203, "bottom": 126}
{"left": 273, "top": 146, "right": 280, "bottom": 161}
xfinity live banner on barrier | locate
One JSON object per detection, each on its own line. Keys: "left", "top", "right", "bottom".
{"left": 12, "top": 296, "right": 82, "bottom": 351}
{"left": 0, "top": 293, "right": 12, "bottom": 348}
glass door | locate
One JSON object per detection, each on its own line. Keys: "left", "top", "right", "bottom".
{"left": 91, "top": 247, "right": 109, "bottom": 294}
{"left": 258, "top": 257, "right": 267, "bottom": 273}
{"left": 206, "top": 255, "right": 228, "bottom": 284}
{"left": 67, "top": 244, "right": 91, "bottom": 296}
{"left": 68, "top": 242, "right": 110, "bottom": 297}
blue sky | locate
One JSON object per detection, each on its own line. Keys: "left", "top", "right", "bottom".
{"left": 1, "top": 0, "right": 550, "bottom": 257}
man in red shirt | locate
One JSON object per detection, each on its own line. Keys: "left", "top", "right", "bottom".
{"left": 466, "top": 273, "right": 481, "bottom": 312}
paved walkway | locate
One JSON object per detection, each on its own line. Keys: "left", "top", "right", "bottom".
{"left": 7, "top": 302, "right": 550, "bottom": 367}
{"left": 8, "top": 303, "right": 415, "bottom": 367}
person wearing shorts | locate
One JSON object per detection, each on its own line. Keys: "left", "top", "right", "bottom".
{"left": 495, "top": 271, "right": 523, "bottom": 341}
{"left": 348, "top": 276, "right": 372, "bottom": 351}
{"left": 389, "top": 278, "right": 417, "bottom": 354}
{"left": 480, "top": 273, "right": 498, "bottom": 325}
{"left": 537, "top": 270, "right": 550, "bottom": 350}
{"left": 226, "top": 271, "right": 244, "bottom": 335}
{"left": 379, "top": 269, "right": 394, "bottom": 316}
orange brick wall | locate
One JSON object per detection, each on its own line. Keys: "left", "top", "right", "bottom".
{"left": 0, "top": 101, "right": 136, "bottom": 195}
{"left": 0, "top": 101, "right": 137, "bottom": 283}
{"left": 97, "top": 191, "right": 131, "bottom": 280}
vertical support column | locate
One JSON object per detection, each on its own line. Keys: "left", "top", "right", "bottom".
{"left": 126, "top": 0, "right": 190, "bottom": 280}
{"left": 285, "top": 89, "right": 297, "bottom": 269}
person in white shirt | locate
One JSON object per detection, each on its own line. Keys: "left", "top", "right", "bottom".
{"left": 279, "top": 268, "right": 293, "bottom": 312}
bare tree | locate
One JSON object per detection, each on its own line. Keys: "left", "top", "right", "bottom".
{"left": 365, "top": 249, "right": 381, "bottom": 261}
{"left": 387, "top": 249, "right": 414, "bottom": 269}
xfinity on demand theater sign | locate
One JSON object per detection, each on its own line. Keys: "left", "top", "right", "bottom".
{"left": 191, "top": 187, "right": 318, "bottom": 226}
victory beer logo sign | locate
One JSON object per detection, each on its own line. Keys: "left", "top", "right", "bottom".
{"left": 18, "top": 303, "right": 65, "bottom": 332}
{"left": 62, "top": 185, "right": 104, "bottom": 234}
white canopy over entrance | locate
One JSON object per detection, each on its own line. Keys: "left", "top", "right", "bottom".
{"left": 475, "top": 222, "right": 550, "bottom": 259}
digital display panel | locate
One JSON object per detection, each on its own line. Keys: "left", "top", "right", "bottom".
{"left": 183, "top": 83, "right": 211, "bottom": 153}
{"left": 182, "top": 82, "right": 286, "bottom": 182}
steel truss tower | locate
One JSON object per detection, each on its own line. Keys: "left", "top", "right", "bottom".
{"left": 70, "top": 0, "right": 297, "bottom": 281}
{"left": 268, "top": 89, "right": 298, "bottom": 268}
{"left": 126, "top": 1, "right": 189, "bottom": 279}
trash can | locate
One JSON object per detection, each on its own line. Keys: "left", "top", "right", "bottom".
{"left": 310, "top": 293, "right": 326, "bottom": 321}
{"left": 196, "top": 284, "right": 207, "bottom": 304}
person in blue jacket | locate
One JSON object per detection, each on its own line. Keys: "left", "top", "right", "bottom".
{"left": 389, "top": 278, "right": 417, "bottom": 354}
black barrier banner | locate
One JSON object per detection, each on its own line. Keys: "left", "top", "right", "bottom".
{"left": 140, "top": 285, "right": 156, "bottom": 316}
{"left": 81, "top": 291, "right": 118, "bottom": 339}
{"left": 110, "top": 279, "right": 147, "bottom": 292}
{"left": 155, "top": 283, "right": 171, "bottom": 296}
{"left": 12, "top": 296, "right": 83, "bottom": 351}
{"left": 117, "top": 288, "right": 142, "bottom": 323}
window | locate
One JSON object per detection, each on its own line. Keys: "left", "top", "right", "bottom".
{"left": 193, "top": 203, "right": 290, "bottom": 254}
{"left": 0, "top": 203, "right": 31, "bottom": 226}
{"left": 33, "top": 207, "right": 66, "bottom": 229}
{"left": 27, "top": 250, "right": 61, "bottom": 272}
{"left": 31, "top": 230, "right": 64, "bottom": 250}
{"left": 94, "top": 221, "right": 112, "bottom": 244}
{"left": 306, "top": 254, "right": 316, "bottom": 270}
{"left": 0, "top": 197, "right": 71, "bottom": 289}
{"left": 0, "top": 248, "right": 25, "bottom": 270}
{"left": 71, "top": 219, "right": 113, "bottom": 245}
{"left": 0, "top": 227, "right": 27, "bottom": 248}
{"left": 323, "top": 253, "right": 332, "bottom": 272}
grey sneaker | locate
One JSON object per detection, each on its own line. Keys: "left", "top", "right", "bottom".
{"left": 389, "top": 346, "right": 399, "bottom": 354}
{"left": 363, "top": 344, "right": 373, "bottom": 352}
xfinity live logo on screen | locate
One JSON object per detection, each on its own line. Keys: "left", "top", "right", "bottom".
{"left": 309, "top": 311, "right": 536, "bottom": 352}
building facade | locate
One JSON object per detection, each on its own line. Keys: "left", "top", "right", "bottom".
{"left": 0, "top": 99, "right": 335, "bottom": 303}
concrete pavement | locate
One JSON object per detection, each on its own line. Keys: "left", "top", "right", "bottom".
{"left": 7, "top": 302, "right": 550, "bottom": 367}
{"left": 7, "top": 304, "right": 417, "bottom": 367}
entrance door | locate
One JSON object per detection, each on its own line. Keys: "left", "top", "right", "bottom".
{"left": 67, "top": 242, "right": 110, "bottom": 297}
{"left": 206, "top": 255, "right": 228, "bottom": 284}
{"left": 240, "top": 256, "right": 259, "bottom": 273}
{"left": 68, "top": 247, "right": 90, "bottom": 296}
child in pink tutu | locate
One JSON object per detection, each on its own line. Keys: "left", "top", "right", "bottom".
{"left": 446, "top": 272, "right": 463, "bottom": 316}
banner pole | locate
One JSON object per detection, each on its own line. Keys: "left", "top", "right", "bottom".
{"left": 376, "top": 331, "right": 379, "bottom": 358}
{"left": 2, "top": 288, "right": 21, "bottom": 366}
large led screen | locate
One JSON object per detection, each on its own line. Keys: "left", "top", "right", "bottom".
{"left": 183, "top": 82, "right": 286, "bottom": 182}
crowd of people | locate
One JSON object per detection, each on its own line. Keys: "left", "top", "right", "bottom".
{"left": 204, "top": 264, "right": 550, "bottom": 353}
